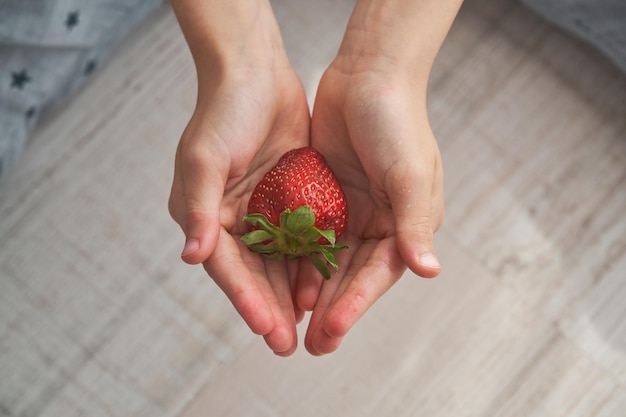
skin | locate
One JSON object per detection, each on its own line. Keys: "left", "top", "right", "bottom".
{"left": 168, "top": 0, "right": 309, "bottom": 355}
{"left": 168, "top": 0, "right": 462, "bottom": 356}
{"left": 298, "top": 0, "right": 461, "bottom": 355}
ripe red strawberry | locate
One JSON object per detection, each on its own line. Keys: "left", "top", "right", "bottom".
{"left": 242, "top": 147, "right": 348, "bottom": 279}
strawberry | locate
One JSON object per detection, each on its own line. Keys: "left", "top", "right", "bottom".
{"left": 241, "top": 147, "right": 348, "bottom": 279}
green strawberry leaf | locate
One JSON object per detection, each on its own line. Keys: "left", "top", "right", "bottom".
{"left": 308, "top": 253, "right": 331, "bottom": 280}
{"left": 319, "top": 246, "right": 339, "bottom": 271}
{"left": 243, "top": 207, "right": 347, "bottom": 280}
{"left": 240, "top": 229, "right": 274, "bottom": 245}
{"left": 322, "top": 243, "right": 349, "bottom": 253}
{"left": 283, "top": 206, "right": 316, "bottom": 234}
{"left": 243, "top": 213, "right": 279, "bottom": 233}
{"left": 279, "top": 209, "right": 292, "bottom": 230}
{"left": 313, "top": 227, "right": 336, "bottom": 246}
{"left": 247, "top": 242, "right": 279, "bottom": 255}
{"left": 301, "top": 228, "right": 322, "bottom": 242}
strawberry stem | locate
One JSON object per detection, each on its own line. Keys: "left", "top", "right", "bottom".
{"left": 242, "top": 206, "right": 348, "bottom": 279}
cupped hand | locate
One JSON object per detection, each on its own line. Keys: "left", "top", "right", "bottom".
{"left": 168, "top": 65, "right": 310, "bottom": 356}
{"left": 298, "top": 63, "right": 445, "bottom": 355}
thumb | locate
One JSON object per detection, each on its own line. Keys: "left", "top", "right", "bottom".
{"left": 170, "top": 144, "right": 224, "bottom": 265}
{"left": 387, "top": 161, "right": 441, "bottom": 278}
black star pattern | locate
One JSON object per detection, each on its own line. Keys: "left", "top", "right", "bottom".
{"left": 25, "top": 106, "right": 37, "bottom": 119}
{"left": 10, "top": 69, "right": 31, "bottom": 89}
{"left": 84, "top": 59, "right": 98, "bottom": 76}
{"left": 65, "top": 11, "right": 80, "bottom": 30}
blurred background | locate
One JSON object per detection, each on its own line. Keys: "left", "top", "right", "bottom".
{"left": 1, "top": 0, "right": 625, "bottom": 416}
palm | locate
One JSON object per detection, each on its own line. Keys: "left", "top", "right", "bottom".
{"left": 312, "top": 119, "right": 403, "bottom": 286}
{"left": 300, "top": 67, "right": 444, "bottom": 355}
{"left": 295, "top": 73, "right": 407, "bottom": 355}
{"left": 170, "top": 67, "right": 310, "bottom": 355}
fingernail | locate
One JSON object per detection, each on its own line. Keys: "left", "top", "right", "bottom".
{"left": 181, "top": 238, "right": 200, "bottom": 257}
{"left": 419, "top": 253, "right": 440, "bottom": 270}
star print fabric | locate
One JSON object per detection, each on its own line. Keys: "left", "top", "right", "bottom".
{"left": 0, "top": 0, "right": 165, "bottom": 181}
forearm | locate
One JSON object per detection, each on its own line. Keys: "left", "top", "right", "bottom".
{"left": 169, "top": 0, "right": 288, "bottom": 83}
{"left": 337, "top": 0, "right": 463, "bottom": 79}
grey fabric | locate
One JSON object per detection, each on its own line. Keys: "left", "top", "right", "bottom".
{"left": 0, "top": 0, "right": 165, "bottom": 181}
{"left": 520, "top": 0, "right": 626, "bottom": 73}
{"left": 0, "top": 0, "right": 625, "bottom": 182}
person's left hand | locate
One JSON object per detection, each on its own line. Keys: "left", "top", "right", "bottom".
{"left": 297, "top": 62, "right": 445, "bottom": 355}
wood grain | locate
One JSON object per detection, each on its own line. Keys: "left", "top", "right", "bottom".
{"left": 1, "top": 0, "right": 624, "bottom": 416}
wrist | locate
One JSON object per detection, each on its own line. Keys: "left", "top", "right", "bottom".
{"left": 171, "top": 0, "right": 290, "bottom": 82}
{"left": 334, "top": 0, "right": 462, "bottom": 79}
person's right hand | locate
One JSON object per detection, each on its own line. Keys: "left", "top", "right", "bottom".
{"left": 296, "top": 60, "right": 445, "bottom": 356}
{"left": 294, "top": 0, "right": 462, "bottom": 355}
{"left": 168, "top": 0, "right": 310, "bottom": 356}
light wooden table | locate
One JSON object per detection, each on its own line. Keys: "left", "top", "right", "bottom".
{"left": 1, "top": 1, "right": 625, "bottom": 416}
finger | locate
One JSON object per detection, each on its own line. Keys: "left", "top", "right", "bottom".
{"left": 287, "top": 259, "right": 306, "bottom": 324}
{"left": 308, "top": 239, "right": 406, "bottom": 355}
{"left": 303, "top": 237, "right": 358, "bottom": 355}
{"left": 431, "top": 149, "right": 446, "bottom": 232}
{"left": 294, "top": 306, "right": 305, "bottom": 325}
{"left": 203, "top": 228, "right": 275, "bottom": 337}
{"left": 303, "top": 266, "right": 344, "bottom": 356}
{"left": 386, "top": 155, "right": 441, "bottom": 279}
{"left": 177, "top": 140, "right": 225, "bottom": 265}
{"left": 261, "top": 255, "right": 299, "bottom": 356}
{"left": 295, "top": 256, "right": 324, "bottom": 312}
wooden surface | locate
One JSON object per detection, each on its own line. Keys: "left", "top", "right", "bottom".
{"left": 1, "top": 0, "right": 625, "bottom": 416}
